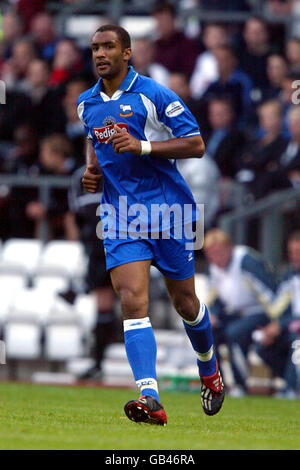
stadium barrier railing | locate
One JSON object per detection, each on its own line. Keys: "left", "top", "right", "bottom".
{"left": 219, "top": 186, "right": 300, "bottom": 268}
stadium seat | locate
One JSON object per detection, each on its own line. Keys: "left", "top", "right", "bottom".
{"left": 120, "top": 16, "right": 155, "bottom": 38}
{"left": 5, "top": 323, "right": 41, "bottom": 359}
{"left": 32, "top": 274, "right": 70, "bottom": 295}
{"left": 66, "top": 357, "right": 95, "bottom": 377}
{"left": 0, "top": 289, "right": 16, "bottom": 324}
{"left": 36, "top": 240, "right": 87, "bottom": 279}
{"left": 0, "top": 273, "right": 27, "bottom": 294}
{"left": 44, "top": 324, "right": 84, "bottom": 360}
{"left": 74, "top": 293, "right": 98, "bottom": 333}
{"left": 7, "top": 287, "right": 55, "bottom": 324}
{"left": 0, "top": 238, "right": 43, "bottom": 277}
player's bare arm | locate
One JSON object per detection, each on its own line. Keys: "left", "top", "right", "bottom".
{"left": 82, "top": 139, "right": 102, "bottom": 193}
{"left": 106, "top": 125, "right": 205, "bottom": 159}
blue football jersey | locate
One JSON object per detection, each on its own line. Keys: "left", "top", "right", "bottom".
{"left": 77, "top": 66, "right": 201, "bottom": 235}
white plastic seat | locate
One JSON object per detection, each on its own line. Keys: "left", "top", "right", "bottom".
{"left": 74, "top": 293, "right": 97, "bottom": 333}
{"left": 0, "top": 289, "right": 15, "bottom": 323}
{"left": 32, "top": 274, "right": 69, "bottom": 295}
{"left": 0, "top": 273, "right": 27, "bottom": 294}
{"left": 5, "top": 323, "right": 41, "bottom": 359}
{"left": 44, "top": 324, "right": 83, "bottom": 360}
{"left": 0, "top": 238, "right": 43, "bottom": 276}
{"left": 120, "top": 16, "right": 155, "bottom": 39}
{"left": 8, "top": 287, "right": 55, "bottom": 324}
{"left": 37, "top": 241, "right": 87, "bottom": 278}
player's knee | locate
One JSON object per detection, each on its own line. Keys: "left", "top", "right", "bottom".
{"left": 119, "top": 287, "right": 149, "bottom": 319}
{"left": 172, "top": 292, "right": 199, "bottom": 322}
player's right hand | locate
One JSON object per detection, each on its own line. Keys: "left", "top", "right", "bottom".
{"left": 82, "top": 164, "right": 102, "bottom": 193}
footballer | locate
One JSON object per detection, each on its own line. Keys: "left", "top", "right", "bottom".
{"left": 78, "top": 24, "right": 225, "bottom": 425}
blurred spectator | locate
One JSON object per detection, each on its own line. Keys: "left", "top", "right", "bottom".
{"left": 205, "top": 98, "right": 246, "bottom": 179}
{"left": 25, "top": 134, "right": 77, "bottom": 240}
{"left": 0, "top": 87, "right": 33, "bottom": 141}
{"left": 201, "top": 45, "right": 253, "bottom": 122}
{"left": 131, "top": 37, "right": 169, "bottom": 86}
{"left": 176, "top": 154, "right": 220, "bottom": 229}
{"left": 280, "top": 72, "right": 300, "bottom": 138}
{"left": 151, "top": 1, "right": 200, "bottom": 77}
{"left": 204, "top": 228, "right": 276, "bottom": 396}
{"left": 168, "top": 72, "right": 204, "bottom": 132}
{"left": 16, "top": 0, "right": 45, "bottom": 32}
{"left": 7, "top": 124, "right": 40, "bottom": 238}
{"left": 238, "top": 17, "right": 272, "bottom": 90}
{"left": 236, "top": 100, "right": 289, "bottom": 198}
{"left": 49, "top": 39, "right": 84, "bottom": 87}
{"left": 200, "top": 0, "right": 250, "bottom": 10}
{"left": 60, "top": 75, "right": 94, "bottom": 162}
{"left": 277, "top": 105, "right": 300, "bottom": 188}
{"left": 20, "top": 59, "right": 63, "bottom": 136}
{"left": 30, "top": 12, "right": 60, "bottom": 62}
{"left": 286, "top": 37, "right": 300, "bottom": 73}
{"left": 254, "top": 230, "right": 300, "bottom": 399}
{"left": 1, "top": 11, "right": 23, "bottom": 60}
{"left": 265, "top": 0, "right": 295, "bottom": 15}
{"left": 264, "top": 53, "right": 289, "bottom": 101}
{"left": 190, "top": 23, "right": 229, "bottom": 100}
{"left": 2, "top": 38, "right": 37, "bottom": 90}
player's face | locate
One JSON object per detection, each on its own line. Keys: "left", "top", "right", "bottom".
{"left": 91, "top": 31, "right": 131, "bottom": 79}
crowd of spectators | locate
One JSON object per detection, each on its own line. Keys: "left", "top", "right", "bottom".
{"left": 0, "top": 0, "right": 300, "bottom": 242}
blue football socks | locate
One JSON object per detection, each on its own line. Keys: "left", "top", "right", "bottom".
{"left": 183, "top": 303, "right": 217, "bottom": 377}
{"left": 124, "top": 317, "right": 160, "bottom": 403}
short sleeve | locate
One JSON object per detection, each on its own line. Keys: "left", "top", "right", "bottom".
{"left": 77, "top": 99, "right": 92, "bottom": 139}
{"left": 153, "top": 85, "right": 201, "bottom": 138}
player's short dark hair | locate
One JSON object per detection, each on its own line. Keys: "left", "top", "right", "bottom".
{"left": 94, "top": 24, "right": 131, "bottom": 50}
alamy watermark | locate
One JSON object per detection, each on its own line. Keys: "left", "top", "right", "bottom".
{"left": 0, "top": 80, "right": 6, "bottom": 105}
{"left": 292, "top": 80, "right": 300, "bottom": 105}
{"left": 95, "top": 197, "right": 205, "bottom": 250}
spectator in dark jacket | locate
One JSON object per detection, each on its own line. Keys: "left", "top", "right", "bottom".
{"left": 151, "top": 1, "right": 200, "bottom": 77}
{"left": 206, "top": 97, "right": 246, "bottom": 178}
{"left": 236, "top": 100, "right": 289, "bottom": 198}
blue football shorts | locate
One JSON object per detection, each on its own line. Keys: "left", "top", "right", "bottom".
{"left": 103, "top": 232, "right": 195, "bottom": 281}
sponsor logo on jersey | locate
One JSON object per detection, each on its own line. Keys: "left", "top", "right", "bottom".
{"left": 94, "top": 123, "right": 129, "bottom": 142}
{"left": 165, "top": 100, "right": 184, "bottom": 118}
{"left": 120, "top": 104, "right": 133, "bottom": 117}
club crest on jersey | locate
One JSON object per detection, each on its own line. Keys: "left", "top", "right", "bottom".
{"left": 165, "top": 100, "right": 184, "bottom": 118}
{"left": 103, "top": 116, "right": 116, "bottom": 126}
{"left": 120, "top": 104, "right": 133, "bottom": 117}
{"left": 94, "top": 123, "right": 129, "bottom": 143}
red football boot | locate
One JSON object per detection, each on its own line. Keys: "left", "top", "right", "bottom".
{"left": 124, "top": 395, "right": 167, "bottom": 426}
{"left": 200, "top": 367, "right": 225, "bottom": 416}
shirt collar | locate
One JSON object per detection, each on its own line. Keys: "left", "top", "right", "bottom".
{"left": 91, "top": 66, "right": 138, "bottom": 97}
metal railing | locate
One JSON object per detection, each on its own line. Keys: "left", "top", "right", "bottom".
{"left": 2, "top": 172, "right": 299, "bottom": 268}
{"left": 0, "top": 174, "right": 72, "bottom": 243}
{"left": 43, "top": 0, "right": 300, "bottom": 39}
{"left": 219, "top": 187, "right": 300, "bottom": 267}
{"left": 0, "top": 173, "right": 246, "bottom": 242}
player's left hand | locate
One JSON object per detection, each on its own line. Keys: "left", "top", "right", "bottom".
{"left": 105, "top": 125, "right": 142, "bottom": 155}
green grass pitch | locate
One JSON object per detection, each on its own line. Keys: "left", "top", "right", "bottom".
{"left": 0, "top": 382, "right": 299, "bottom": 450}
